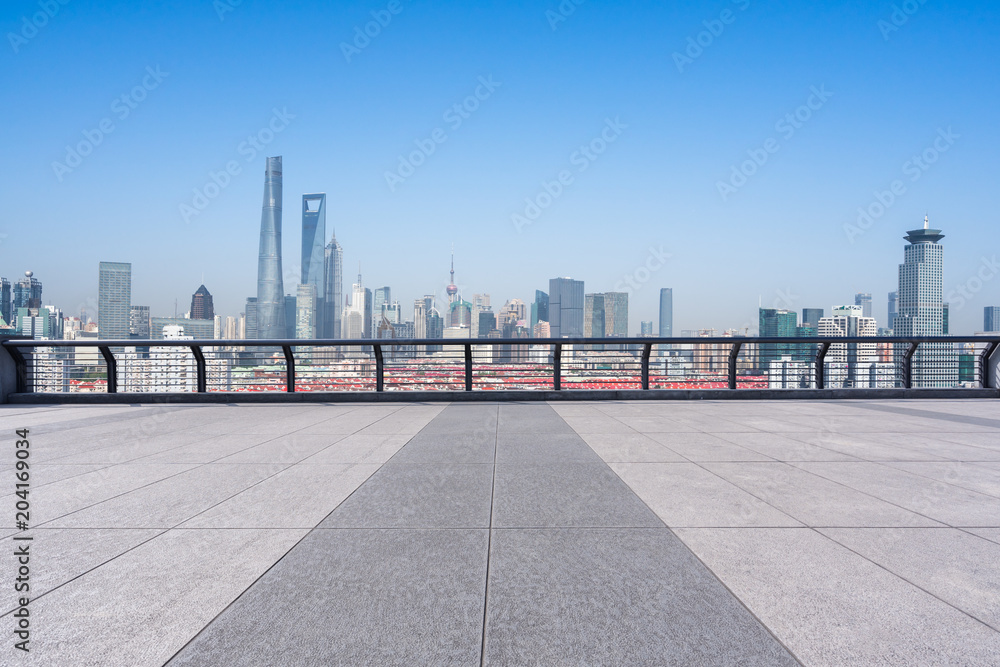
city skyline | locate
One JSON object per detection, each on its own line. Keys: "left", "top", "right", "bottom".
{"left": 3, "top": 1, "right": 998, "bottom": 334}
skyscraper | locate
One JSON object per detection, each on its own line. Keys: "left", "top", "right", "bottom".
{"left": 854, "top": 293, "right": 873, "bottom": 319}
{"left": 373, "top": 287, "right": 391, "bottom": 334}
{"left": 758, "top": 308, "right": 798, "bottom": 372}
{"left": 659, "top": 288, "right": 673, "bottom": 338}
{"left": 985, "top": 306, "right": 1000, "bottom": 333}
{"left": 190, "top": 285, "right": 214, "bottom": 320}
{"left": 640, "top": 321, "right": 654, "bottom": 336}
{"left": 549, "top": 278, "right": 584, "bottom": 338}
{"left": 413, "top": 298, "right": 427, "bottom": 338}
{"left": 13, "top": 271, "right": 42, "bottom": 311}
{"left": 256, "top": 156, "right": 286, "bottom": 338}
{"left": 129, "top": 306, "right": 150, "bottom": 339}
{"left": 0, "top": 278, "right": 11, "bottom": 325}
{"left": 296, "top": 283, "right": 317, "bottom": 339}
{"left": 324, "top": 232, "right": 343, "bottom": 338}
{"left": 603, "top": 292, "right": 628, "bottom": 337}
{"left": 98, "top": 262, "right": 131, "bottom": 340}
{"left": 888, "top": 292, "right": 898, "bottom": 330}
{"left": 584, "top": 294, "right": 605, "bottom": 338}
{"left": 341, "top": 268, "right": 372, "bottom": 339}
{"left": 894, "top": 216, "right": 955, "bottom": 387}
{"left": 245, "top": 297, "right": 258, "bottom": 340}
{"left": 531, "top": 290, "right": 549, "bottom": 332}
{"left": 302, "top": 194, "right": 326, "bottom": 339}
{"left": 802, "top": 308, "right": 824, "bottom": 330}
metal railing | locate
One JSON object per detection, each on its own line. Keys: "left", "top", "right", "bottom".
{"left": 2, "top": 336, "right": 998, "bottom": 400}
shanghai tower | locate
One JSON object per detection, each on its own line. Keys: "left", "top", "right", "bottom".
{"left": 256, "top": 156, "right": 286, "bottom": 338}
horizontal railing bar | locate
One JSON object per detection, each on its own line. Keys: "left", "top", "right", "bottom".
{"left": 3, "top": 336, "right": 998, "bottom": 348}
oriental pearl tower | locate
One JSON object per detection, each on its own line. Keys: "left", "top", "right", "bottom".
{"left": 446, "top": 247, "right": 459, "bottom": 307}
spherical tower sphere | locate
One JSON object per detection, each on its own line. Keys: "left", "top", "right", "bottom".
{"left": 25, "top": 270, "right": 33, "bottom": 278}
{"left": 447, "top": 284, "right": 458, "bottom": 297}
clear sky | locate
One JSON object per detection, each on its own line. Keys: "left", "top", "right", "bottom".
{"left": 2, "top": 0, "right": 998, "bottom": 334}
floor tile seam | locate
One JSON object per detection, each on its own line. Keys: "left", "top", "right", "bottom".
{"left": 478, "top": 403, "right": 501, "bottom": 667}
{"left": 955, "top": 527, "right": 1000, "bottom": 546}
{"left": 161, "top": 405, "right": 444, "bottom": 665}
{"left": 810, "top": 526, "right": 1000, "bottom": 634}
{"left": 16, "top": 406, "right": 203, "bottom": 436}
{"left": 846, "top": 403, "right": 1000, "bottom": 430}
{"left": 776, "top": 462, "right": 976, "bottom": 526}
{"left": 0, "top": 526, "right": 171, "bottom": 619}
{"left": 569, "top": 406, "right": 715, "bottom": 465}
{"left": 206, "top": 406, "right": 412, "bottom": 465}
{"left": 871, "top": 461, "right": 1000, "bottom": 502}
{"left": 566, "top": 412, "right": 805, "bottom": 664}
{"left": 709, "top": 433, "right": 867, "bottom": 463}
{"left": 0, "top": 461, "right": 122, "bottom": 498}
{"left": 21, "top": 461, "right": 211, "bottom": 530}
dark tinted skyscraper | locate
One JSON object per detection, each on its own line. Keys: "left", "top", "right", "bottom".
{"left": 888, "top": 292, "right": 898, "bottom": 330}
{"left": 531, "top": 290, "right": 549, "bottom": 331}
{"left": 129, "top": 306, "right": 150, "bottom": 338}
{"left": 256, "top": 157, "right": 286, "bottom": 338}
{"left": 758, "top": 308, "right": 797, "bottom": 371}
{"left": 245, "top": 297, "right": 258, "bottom": 340}
{"left": 302, "top": 194, "right": 326, "bottom": 293}
{"left": 0, "top": 278, "right": 10, "bottom": 325}
{"left": 190, "top": 285, "right": 214, "bottom": 320}
{"left": 659, "top": 288, "right": 673, "bottom": 337}
{"left": 549, "top": 278, "right": 584, "bottom": 338}
{"left": 13, "top": 271, "right": 42, "bottom": 311}
{"left": 98, "top": 262, "right": 131, "bottom": 340}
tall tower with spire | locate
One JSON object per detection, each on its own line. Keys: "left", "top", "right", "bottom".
{"left": 894, "top": 215, "right": 956, "bottom": 387}
{"left": 446, "top": 246, "right": 459, "bottom": 306}
{"left": 256, "top": 156, "right": 286, "bottom": 338}
{"left": 323, "top": 231, "right": 343, "bottom": 338}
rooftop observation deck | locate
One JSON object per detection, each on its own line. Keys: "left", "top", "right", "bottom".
{"left": 3, "top": 399, "right": 999, "bottom": 665}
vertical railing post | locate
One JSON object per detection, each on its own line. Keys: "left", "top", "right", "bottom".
{"left": 4, "top": 344, "right": 28, "bottom": 394}
{"left": 815, "top": 342, "right": 831, "bottom": 389}
{"left": 641, "top": 343, "right": 652, "bottom": 390}
{"left": 464, "top": 343, "right": 473, "bottom": 392}
{"left": 282, "top": 345, "right": 296, "bottom": 393}
{"left": 728, "top": 342, "right": 743, "bottom": 390}
{"left": 374, "top": 344, "right": 384, "bottom": 392}
{"left": 98, "top": 346, "right": 117, "bottom": 394}
{"left": 553, "top": 343, "right": 562, "bottom": 391}
{"left": 189, "top": 345, "right": 207, "bottom": 393}
{"left": 903, "top": 342, "right": 919, "bottom": 389}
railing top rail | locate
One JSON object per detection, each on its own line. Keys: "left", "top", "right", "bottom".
{"left": 3, "top": 335, "right": 999, "bottom": 349}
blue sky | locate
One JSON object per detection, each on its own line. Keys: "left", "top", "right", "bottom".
{"left": 2, "top": 0, "right": 998, "bottom": 334}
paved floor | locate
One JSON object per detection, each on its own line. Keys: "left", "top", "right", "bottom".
{"left": 1, "top": 400, "right": 999, "bottom": 665}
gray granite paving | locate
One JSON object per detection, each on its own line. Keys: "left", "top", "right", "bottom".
{"left": 4, "top": 399, "right": 999, "bottom": 665}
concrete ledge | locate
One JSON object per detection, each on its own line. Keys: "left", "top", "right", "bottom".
{"left": 6, "top": 387, "right": 998, "bottom": 404}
